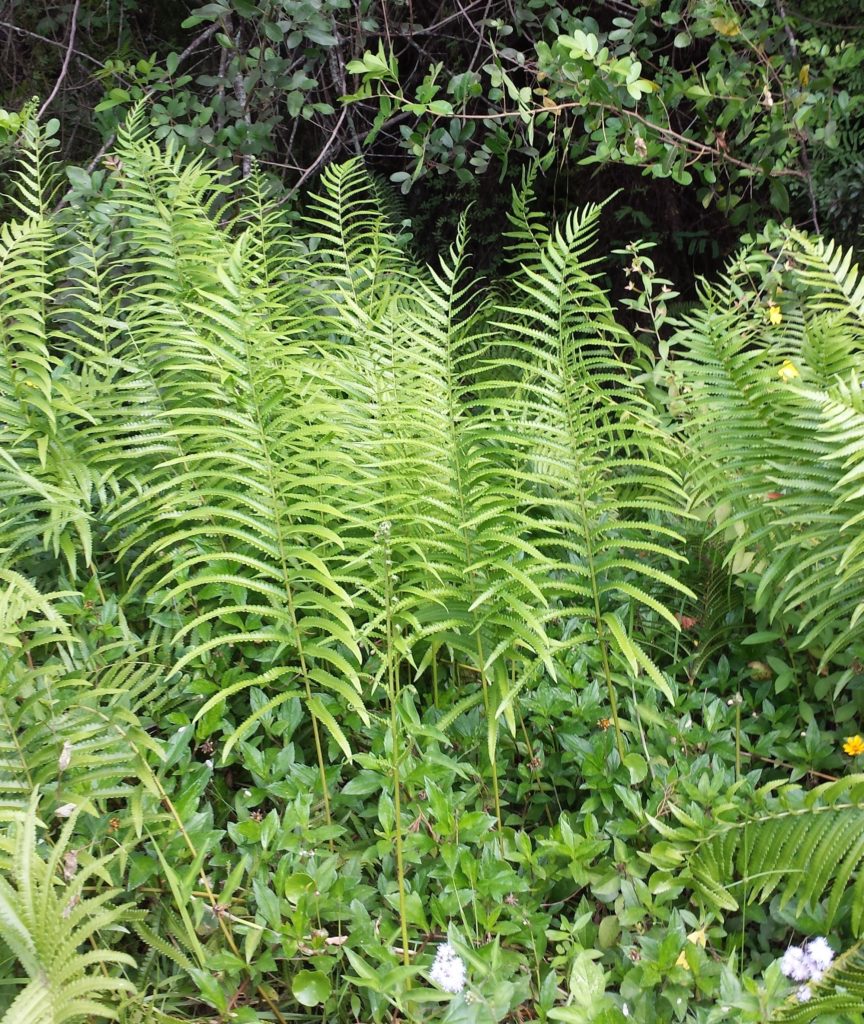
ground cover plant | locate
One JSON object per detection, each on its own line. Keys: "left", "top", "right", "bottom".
{"left": 1, "top": 110, "right": 864, "bottom": 1024}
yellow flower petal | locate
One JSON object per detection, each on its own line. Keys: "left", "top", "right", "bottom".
{"left": 768, "top": 304, "right": 783, "bottom": 325}
{"left": 778, "top": 359, "right": 799, "bottom": 382}
{"left": 843, "top": 735, "right": 864, "bottom": 757}
{"left": 676, "top": 927, "right": 708, "bottom": 969}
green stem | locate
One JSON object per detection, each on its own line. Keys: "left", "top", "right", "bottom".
{"left": 476, "top": 634, "right": 503, "bottom": 832}
{"left": 599, "top": 636, "right": 626, "bottom": 762}
{"left": 383, "top": 534, "right": 411, "bottom": 970}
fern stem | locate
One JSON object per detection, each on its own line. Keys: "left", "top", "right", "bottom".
{"left": 236, "top": 324, "right": 334, "bottom": 835}
{"left": 517, "top": 705, "right": 555, "bottom": 827}
{"left": 550, "top": 308, "right": 626, "bottom": 763}
{"left": 476, "top": 634, "right": 504, "bottom": 832}
{"left": 383, "top": 531, "right": 411, "bottom": 971}
{"left": 599, "top": 635, "right": 626, "bottom": 762}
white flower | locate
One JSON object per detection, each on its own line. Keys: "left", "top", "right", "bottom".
{"left": 429, "top": 943, "right": 467, "bottom": 994}
{"left": 797, "top": 984, "right": 812, "bottom": 1003}
{"left": 805, "top": 936, "right": 834, "bottom": 972}
{"left": 780, "top": 946, "right": 811, "bottom": 982}
{"left": 205, "top": 759, "right": 213, "bottom": 769}
{"left": 55, "top": 803, "right": 77, "bottom": 818}
{"left": 622, "top": 1004, "right": 630, "bottom": 1018}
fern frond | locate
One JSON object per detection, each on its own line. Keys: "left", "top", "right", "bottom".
{"left": 654, "top": 775, "right": 864, "bottom": 934}
{"left": 496, "top": 202, "right": 691, "bottom": 701}
{"left": 0, "top": 792, "right": 136, "bottom": 1024}
{"left": 675, "top": 233, "right": 864, "bottom": 664}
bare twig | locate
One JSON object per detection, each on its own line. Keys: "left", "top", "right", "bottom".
{"left": 37, "top": 0, "right": 81, "bottom": 120}
{"left": 783, "top": 4, "right": 864, "bottom": 31}
{"left": 0, "top": 17, "right": 104, "bottom": 68}
{"left": 395, "top": 2, "right": 484, "bottom": 37}
{"left": 776, "top": 0, "right": 820, "bottom": 231}
{"left": 267, "top": 106, "right": 349, "bottom": 209}
{"left": 328, "top": 36, "right": 362, "bottom": 156}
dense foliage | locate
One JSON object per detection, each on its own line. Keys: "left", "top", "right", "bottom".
{"left": 1, "top": 108, "right": 864, "bottom": 1023}
{"left": 3, "top": 0, "right": 864, "bottom": 258}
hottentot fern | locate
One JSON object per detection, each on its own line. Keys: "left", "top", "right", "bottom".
{"left": 0, "top": 792, "right": 136, "bottom": 1023}
{"left": 2, "top": 111, "right": 864, "bottom": 1021}
{"left": 672, "top": 231, "right": 864, "bottom": 668}
{"left": 0, "top": 114, "right": 692, "bottom": 1020}
{"left": 2, "top": 112, "right": 691, "bottom": 794}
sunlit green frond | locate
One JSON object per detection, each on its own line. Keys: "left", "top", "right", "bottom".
{"left": 676, "top": 232, "right": 864, "bottom": 664}
{"left": 0, "top": 792, "right": 136, "bottom": 1023}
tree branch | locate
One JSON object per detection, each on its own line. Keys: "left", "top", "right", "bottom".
{"left": 288, "top": 106, "right": 348, "bottom": 197}
{"left": 81, "top": 21, "right": 221, "bottom": 177}
{"left": 392, "top": 92, "right": 808, "bottom": 180}
{"left": 37, "top": 0, "right": 81, "bottom": 120}
{"left": 0, "top": 16, "right": 104, "bottom": 68}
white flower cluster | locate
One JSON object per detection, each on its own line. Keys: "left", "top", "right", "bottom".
{"left": 428, "top": 943, "right": 467, "bottom": 994}
{"left": 780, "top": 936, "right": 834, "bottom": 1003}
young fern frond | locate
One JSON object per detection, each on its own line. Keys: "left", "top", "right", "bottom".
{"left": 304, "top": 157, "right": 409, "bottom": 314}
{"left": 503, "top": 164, "right": 551, "bottom": 275}
{"left": 0, "top": 123, "right": 101, "bottom": 574}
{"left": 676, "top": 234, "right": 864, "bottom": 663}
{"left": 496, "top": 203, "right": 692, "bottom": 742}
{"left": 0, "top": 791, "right": 136, "bottom": 1023}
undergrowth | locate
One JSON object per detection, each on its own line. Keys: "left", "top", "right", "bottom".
{"left": 1, "top": 110, "right": 864, "bottom": 1024}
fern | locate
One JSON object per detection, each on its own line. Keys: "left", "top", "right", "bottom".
{"left": 5, "top": 104, "right": 864, "bottom": 1022}
{"left": 674, "top": 232, "right": 864, "bottom": 665}
{"left": 0, "top": 572, "right": 161, "bottom": 827}
{"left": 496, "top": 201, "right": 693, "bottom": 748}
{"left": 0, "top": 791, "right": 136, "bottom": 1023}
{"left": 650, "top": 775, "right": 864, "bottom": 933}
{"left": 647, "top": 774, "right": 864, "bottom": 1021}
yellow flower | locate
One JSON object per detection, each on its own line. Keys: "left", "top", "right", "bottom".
{"left": 778, "top": 359, "right": 799, "bottom": 382}
{"left": 768, "top": 304, "right": 783, "bottom": 325}
{"left": 675, "top": 927, "right": 708, "bottom": 969}
{"left": 843, "top": 735, "right": 864, "bottom": 757}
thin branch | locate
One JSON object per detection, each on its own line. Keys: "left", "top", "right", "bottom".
{"left": 80, "top": 21, "right": 221, "bottom": 178}
{"left": 390, "top": 91, "right": 808, "bottom": 179}
{"left": 0, "top": 17, "right": 104, "bottom": 68}
{"left": 268, "top": 106, "right": 349, "bottom": 209}
{"left": 776, "top": 0, "right": 820, "bottom": 230}
{"left": 395, "top": 2, "right": 484, "bottom": 36}
{"left": 37, "top": 0, "right": 81, "bottom": 120}
{"left": 783, "top": 4, "right": 864, "bottom": 31}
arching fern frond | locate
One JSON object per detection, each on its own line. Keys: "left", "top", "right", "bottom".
{"left": 0, "top": 791, "right": 136, "bottom": 1023}
{"left": 496, "top": 202, "right": 692, "bottom": 713}
{"left": 675, "top": 232, "right": 864, "bottom": 665}
{"left": 650, "top": 775, "right": 864, "bottom": 935}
